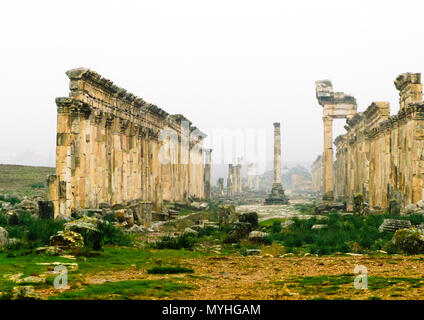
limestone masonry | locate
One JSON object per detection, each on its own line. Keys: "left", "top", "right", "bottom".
{"left": 313, "top": 72, "right": 424, "bottom": 211}
{"left": 48, "top": 68, "right": 207, "bottom": 217}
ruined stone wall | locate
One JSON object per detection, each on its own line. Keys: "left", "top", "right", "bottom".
{"left": 333, "top": 73, "right": 424, "bottom": 210}
{"left": 48, "top": 68, "right": 205, "bottom": 217}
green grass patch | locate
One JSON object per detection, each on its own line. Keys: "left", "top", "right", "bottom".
{"left": 262, "top": 212, "right": 424, "bottom": 255}
{"left": 147, "top": 266, "right": 194, "bottom": 274}
{"left": 50, "top": 279, "right": 192, "bottom": 300}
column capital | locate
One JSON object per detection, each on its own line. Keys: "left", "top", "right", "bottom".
{"left": 322, "top": 116, "right": 333, "bottom": 123}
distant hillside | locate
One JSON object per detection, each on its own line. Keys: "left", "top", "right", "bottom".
{"left": 0, "top": 164, "right": 55, "bottom": 198}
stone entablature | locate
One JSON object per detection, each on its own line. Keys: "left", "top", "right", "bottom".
{"left": 333, "top": 73, "right": 424, "bottom": 210}
{"left": 48, "top": 68, "right": 206, "bottom": 217}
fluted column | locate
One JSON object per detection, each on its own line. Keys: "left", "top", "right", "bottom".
{"left": 273, "top": 122, "right": 282, "bottom": 184}
{"left": 323, "top": 116, "right": 334, "bottom": 200}
{"left": 204, "top": 148, "right": 212, "bottom": 199}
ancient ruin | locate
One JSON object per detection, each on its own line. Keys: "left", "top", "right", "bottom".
{"left": 265, "top": 123, "right": 289, "bottom": 204}
{"left": 204, "top": 149, "right": 212, "bottom": 199}
{"left": 315, "top": 80, "right": 357, "bottom": 201}
{"left": 246, "top": 162, "right": 260, "bottom": 191}
{"left": 47, "top": 68, "right": 207, "bottom": 218}
{"left": 314, "top": 72, "right": 424, "bottom": 211}
{"left": 311, "top": 155, "right": 323, "bottom": 193}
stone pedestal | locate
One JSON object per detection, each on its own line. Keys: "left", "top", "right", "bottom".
{"left": 265, "top": 182, "right": 289, "bottom": 205}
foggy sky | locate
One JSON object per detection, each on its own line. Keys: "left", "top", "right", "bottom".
{"left": 0, "top": 0, "right": 422, "bottom": 168}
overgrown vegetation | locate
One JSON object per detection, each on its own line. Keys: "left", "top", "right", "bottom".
{"left": 0, "top": 195, "right": 20, "bottom": 205}
{"left": 147, "top": 266, "right": 194, "bottom": 274}
{"left": 98, "top": 221, "right": 132, "bottom": 247}
{"left": 262, "top": 213, "right": 424, "bottom": 255}
{"left": 154, "top": 234, "right": 197, "bottom": 250}
{"left": 0, "top": 211, "right": 65, "bottom": 249}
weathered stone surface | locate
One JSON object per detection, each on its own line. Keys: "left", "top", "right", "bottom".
{"left": 388, "top": 199, "right": 401, "bottom": 216}
{"left": 393, "top": 228, "right": 424, "bottom": 254}
{"left": 281, "top": 220, "right": 295, "bottom": 229}
{"left": 311, "top": 224, "right": 328, "bottom": 230}
{"left": 379, "top": 219, "right": 412, "bottom": 233}
{"left": 405, "top": 204, "right": 419, "bottom": 214}
{"left": 47, "top": 68, "right": 206, "bottom": 218}
{"left": 314, "top": 203, "right": 345, "bottom": 214}
{"left": 184, "top": 227, "right": 198, "bottom": 235}
{"left": 224, "top": 222, "right": 252, "bottom": 243}
{"left": 64, "top": 216, "right": 103, "bottom": 250}
{"left": 12, "top": 286, "right": 42, "bottom": 300}
{"left": 38, "top": 200, "right": 54, "bottom": 219}
{"left": 50, "top": 231, "right": 84, "bottom": 251}
{"left": 246, "top": 249, "right": 261, "bottom": 256}
{"left": 125, "top": 225, "right": 147, "bottom": 234}
{"left": 238, "top": 212, "right": 259, "bottom": 229}
{"left": 36, "top": 246, "right": 64, "bottom": 256}
{"left": 248, "top": 231, "right": 269, "bottom": 243}
{"left": 353, "top": 193, "right": 366, "bottom": 216}
{"left": 265, "top": 123, "right": 289, "bottom": 205}
{"left": 15, "top": 199, "right": 38, "bottom": 214}
{"left": 218, "top": 204, "right": 238, "bottom": 225}
{"left": 0, "top": 227, "right": 8, "bottom": 247}
{"left": 99, "top": 202, "right": 111, "bottom": 209}
{"left": 16, "top": 276, "right": 46, "bottom": 284}
{"left": 325, "top": 73, "right": 424, "bottom": 211}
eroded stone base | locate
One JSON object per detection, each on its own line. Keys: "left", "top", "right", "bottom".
{"left": 265, "top": 183, "right": 289, "bottom": 205}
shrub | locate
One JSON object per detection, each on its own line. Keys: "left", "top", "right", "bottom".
{"left": 99, "top": 222, "right": 132, "bottom": 246}
{"left": 271, "top": 221, "right": 282, "bottom": 234}
{"left": 155, "top": 234, "right": 196, "bottom": 250}
{"left": 262, "top": 212, "right": 420, "bottom": 255}
{"left": 30, "top": 183, "right": 45, "bottom": 189}
{"left": 147, "top": 266, "right": 194, "bottom": 274}
{"left": 0, "top": 195, "right": 20, "bottom": 205}
{"left": 0, "top": 213, "right": 7, "bottom": 227}
{"left": 3, "top": 211, "right": 64, "bottom": 246}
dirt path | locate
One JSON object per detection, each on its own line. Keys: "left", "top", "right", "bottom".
{"left": 63, "top": 254, "right": 424, "bottom": 300}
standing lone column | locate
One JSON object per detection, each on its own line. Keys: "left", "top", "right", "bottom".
{"left": 273, "top": 123, "right": 282, "bottom": 185}
{"left": 204, "top": 148, "right": 212, "bottom": 199}
{"left": 227, "top": 164, "right": 234, "bottom": 197}
{"left": 265, "top": 123, "right": 289, "bottom": 205}
{"left": 323, "top": 116, "right": 334, "bottom": 201}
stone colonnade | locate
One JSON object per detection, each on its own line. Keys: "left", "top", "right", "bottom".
{"left": 204, "top": 149, "right": 212, "bottom": 199}
{"left": 48, "top": 68, "right": 206, "bottom": 217}
{"left": 311, "top": 155, "right": 323, "bottom": 193}
{"left": 333, "top": 73, "right": 424, "bottom": 210}
{"left": 226, "top": 163, "right": 242, "bottom": 196}
{"left": 315, "top": 80, "right": 358, "bottom": 200}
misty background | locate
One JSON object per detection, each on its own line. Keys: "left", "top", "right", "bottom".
{"left": 0, "top": 0, "right": 423, "bottom": 184}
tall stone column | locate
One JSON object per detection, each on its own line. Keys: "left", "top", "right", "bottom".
{"left": 265, "top": 123, "right": 289, "bottom": 204}
{"left": 227, "top": 164, "right": 234, "bottom": 197}
{"left": 323, "top": 116, "right": 334, "bottom": 201}
{"left": 204, "top": 148, "right": 212, "bottom": 199}
{"left": 273, "top": 123, "right": 282, "bottom": 184}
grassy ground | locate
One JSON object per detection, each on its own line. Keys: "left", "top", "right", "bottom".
{"left": 0, "top": 246, "right": 213, "bottom": 300}
{"left": 0, "top": 164, "right": 54, "bottom": 198}
{"left": 2, "top": 245, "right": 424, "bottom": 300}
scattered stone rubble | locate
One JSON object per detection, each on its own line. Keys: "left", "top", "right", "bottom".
{"left": 378, "top": 219, "right": 412, "bottom": 233}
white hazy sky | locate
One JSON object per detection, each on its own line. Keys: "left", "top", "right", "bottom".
{"left": 0, "top": 0, "right": 423, "bottom": 167}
